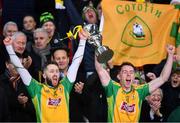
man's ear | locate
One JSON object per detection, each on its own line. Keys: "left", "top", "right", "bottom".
{"left": 43, "top": 73, "right": 46, "bottom": 79}
{"left": 51, "top": 55, "right": 54, "bottom": 61}
{"left": 117, "top": 74, "right": 121, "bottom": 81}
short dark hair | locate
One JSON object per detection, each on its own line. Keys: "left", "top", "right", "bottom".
{"left": 172, "top": 69, "right": 180, "bottom": 75}
{"left": 51, "top": 46, "right": 70, "bottom": 58}
{"left": 119, "top": 62, "right": 136, "bottom": 72}
{"left": 23, "top": 14, "right": 37, "bottom": 24}
{"left": 43, "top": 61, "right": 59, "bottom": 72}
{"left": 23, "top": 14, "right": 36, "bottom": 20}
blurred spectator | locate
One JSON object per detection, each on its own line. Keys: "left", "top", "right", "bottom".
{"left": 77, "top": 61, "right": 117, "bottom": 122}
{"left": 3, "top": 21, "right": 18, "bottom": 37}
{"left": 51, "top": 47, "right": 70, "bottom": 78}
{"left": 27, "top": 28, "right": 51, "bottom": 82}
{"left": 0, "top": 21, "right": 18, "bottom": 75}
{"left": 82, "top": 72, "right": 107, "bottom": 122}
{"left": 65, "top": 0, "right": 100, "bottom": 78}
{"left": 161, "top": 70, "right": 180, "bottom": 121}
{"left": 140, "top": 88, "right": 164, "bottom": 122}
{"left": 34, "top": 0, "right": 70, "bottom": 43}
{"left": 0, "top": 32, "right": 36, "bottom": 122}
{"left": 22, "top": 15, "right": 36, "bottom": 44}
{"left": 40, "top": 12, "right": 67, "bottom": 49}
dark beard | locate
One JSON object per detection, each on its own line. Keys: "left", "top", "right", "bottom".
{"left": 46, "top": 77, "right": 59, "bottom": 88}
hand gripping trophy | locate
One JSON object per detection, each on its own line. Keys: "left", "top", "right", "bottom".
{"left": 83, "top": 24, "right": 114, "bottom": 63}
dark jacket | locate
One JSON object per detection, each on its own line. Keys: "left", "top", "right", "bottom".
{"left": 0, "top": 40, "right": 8, "bottom": 75}
{"left": 49, "top": 31, "right": 68, "bottom": 50}
{"left": 22, "top": 29, "right": 34, "bottom": 44}
{"left": 0, "top": 86, "right": 9, "bottom": 121}
{"left": 140, "top": 100, "right": 163, "bottom": 122}
{"left": 83, "top": 72, "right": 108, "bottom": 122}
{"left": 161, "top": 82, "right": 180, "bottom": 121}
{"left": 0, "top": 71, "right": 36, "bottom": 122}
{"left": 65, "top": 0, "right": 99, "bottom": 73}
{"left": 27, "top": 44, "right": 51, "bottom": 82}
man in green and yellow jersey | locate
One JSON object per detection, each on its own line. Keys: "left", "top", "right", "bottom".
{"left": 3, "top": 29, "right": 89, "bottom": 122}
{"left": 95, "top": 44, "right": 175, "bottom": 122}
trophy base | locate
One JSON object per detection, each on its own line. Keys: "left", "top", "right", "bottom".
{"left": 96, "top": 47, "right": 114, "bottom": 63}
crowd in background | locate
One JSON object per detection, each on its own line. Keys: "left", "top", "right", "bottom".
{"left": 0, "top": 0, "right": 179, "bottom": 122}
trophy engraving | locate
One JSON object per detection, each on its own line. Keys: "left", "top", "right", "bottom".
{"left": 83, "top": 24, "right": 114, "bottom": 63}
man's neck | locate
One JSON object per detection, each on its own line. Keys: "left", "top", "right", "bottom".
{"left": 123, "top": 87, "right": 131, "bottom": 93}
{"left": 120, "top": 82, "right": 132, "bottom": 93}
{"left": 60, "top": 68, "right": 68, "bottom": 76}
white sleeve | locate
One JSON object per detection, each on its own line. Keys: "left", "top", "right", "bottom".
{"left": 67, "top": 39, "right": 86, "bottom": 83}
{"left": 5, "top": 45, "right": 32, "bottom": 86}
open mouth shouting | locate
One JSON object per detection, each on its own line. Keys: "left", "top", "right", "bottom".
{"left": 88, "top": 13, "right": 94, "bottom": 19}
{"left": 52, "top": 75, "right": 59, "bottom": 85}
{"left": 171, "top": 79, "right": 180, "bottom": 88}
{"left": 122, "top": 78, "right": 132, "bottom": 88}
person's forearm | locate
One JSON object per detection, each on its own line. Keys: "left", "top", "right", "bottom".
{"left": 5, "top": 45, "right": 32, "bottom": 86}
{"left": 95, "top": 58, "right": 110, "bottom": 86}
{"left": 160, "top": 54, "right": 173, "bottom": 82}
{"left": 95, "top": 57, "right": 103, "bottom": 72}
{"left": 67, "top": 39, "right": 86, "bottom": 82}
{"left": 149, "top": 54, "right": 173, "bottom": 93}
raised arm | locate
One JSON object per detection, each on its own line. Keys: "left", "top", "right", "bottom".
{"left": 95, "top": 57, "right": 111, "bottom": 86}
{"left": 67, "top": 29, "right": 88, "bottom": 82}
{"left": 3, "top": 37, "right": 32, "bottom": 86}
{"left": 148, "top": 44, "right": 175, "bottom": 93}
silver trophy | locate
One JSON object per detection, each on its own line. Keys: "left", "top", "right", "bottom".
{"left": 83, "top": 24, "right": 114, "bottom": 63}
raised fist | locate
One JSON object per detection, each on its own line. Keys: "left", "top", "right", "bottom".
{"left": 146, "top": 72, "right": 156, "bottom": 80}
{"left": 166, "top": 44, "right": 175, "bottom": 56}
{"left": 78, "top": 29, "right": 90, "bottom": 40}
{"left": 3, "top": 37, "right": 13, "bottom": 46}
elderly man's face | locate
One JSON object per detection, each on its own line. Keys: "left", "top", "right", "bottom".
{"left": 34, "top": 31, "right": 48, "bottom": 50}
{"left": 148, "top": 89, "right": 162, "bottom": 104}
{"left": 13, "top": 35, "right": 27, "bottom": 54}
{"left": 4, "top": 25, "right": 18, "bottom": 37}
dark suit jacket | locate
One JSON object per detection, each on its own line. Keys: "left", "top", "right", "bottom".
{"left": 140, "top": 100, "right": 163, "bottom": 122}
